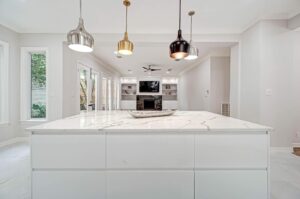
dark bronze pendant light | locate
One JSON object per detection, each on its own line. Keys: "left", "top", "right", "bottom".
{"left": 169, "top": 0, "right": 190, "bottom": 60}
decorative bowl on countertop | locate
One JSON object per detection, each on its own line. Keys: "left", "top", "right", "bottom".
{"left": 128, "top": 110, "right": 175, "bottom": 118}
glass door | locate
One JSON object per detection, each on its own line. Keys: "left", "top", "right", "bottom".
{"left": 79, "top": 68, "right": 88, "bottom": 111}
{"left": 79, "top": 66, "right": 98, "bottom": 111}
{"left": 101, "top": 77, "right": 107, "bottom": 110}
{"left": 101, "top": 75, "right": 112, "bottom": 110}
{"left": 89, "top": 72, "right": 98, "bottom": 111}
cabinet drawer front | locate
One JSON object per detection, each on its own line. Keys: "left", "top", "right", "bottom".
{"left": 107, "top": 134, "right": 194, "bottom": 168}
{"left": 107, "top": 171, "right": 194, "bottom": 199}
{"left": 195, "top": 170, "right": 268, "bottom": 199}
{"left": 32, "top": 134, "right": 105, "bottom": 169}
{"left": 32, "top": 171, "right": 105, "bottom": 199}
{"left": 195, "top": 134, "right": 268, "bottom": 168}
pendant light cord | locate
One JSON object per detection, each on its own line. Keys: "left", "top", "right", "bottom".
{"left": 179, "top": 0, "right": 181, "bottom": 30}
{"left": 190, "top": 14, "right": 193, "bottom": 42}
{"left": 79, "top": 0, "right": 82, "bottom": 19}
{"left": 125, "top": 5, "right": 128, "bottom": 32}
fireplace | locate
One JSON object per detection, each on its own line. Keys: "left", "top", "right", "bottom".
{"left": 137, "top": 95, "right": 162, "bottom": 110}
{"left": 144, "top": 99, "right": 155, "bottom": 110}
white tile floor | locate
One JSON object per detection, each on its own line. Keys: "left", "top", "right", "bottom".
{"left": 0, "top": 142, "right": 300, "bottom": 199}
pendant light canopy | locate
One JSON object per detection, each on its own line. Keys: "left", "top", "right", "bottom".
{"left": 118, "top": 0, "right": 134, "bottom": 55}
{"left": 185, "top": 11, "right": 199, "bottom": 60}
{"left": 169, "top": 0, "right": 190, "bottom": 60}
{"left": 67, "top": 0, "right": 94, "bottom": 53}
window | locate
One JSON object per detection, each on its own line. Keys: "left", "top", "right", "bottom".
{"left": 30, "top": 53, "right": 46, "bottom": 118}
{"left": 20, "top": 47, "right": 48, "bottom": 121}
{"left": 0, "top": 41, "right": 9, "bottom": 124}
{"left": 78, "top": 65, "right": 98, "bottom": 111}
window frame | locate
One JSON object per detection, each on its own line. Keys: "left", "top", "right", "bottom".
{"left": 0, "top": 40, "right": 9, "bottom": 125}
{"left": 20, "top": 47, "right": 49, "bottom": 121}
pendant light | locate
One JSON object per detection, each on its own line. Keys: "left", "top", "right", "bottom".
{"left": 185, "top": 11, "right": 199, "bottom": 60}
{"left": 169, "top": 0, "right": 190, "bottom": 60}
{"left": 118, "top": 0, "right": 134, "bottom": 56}
{"left": 67, "top": 0, "right": 94, "bottom": 53}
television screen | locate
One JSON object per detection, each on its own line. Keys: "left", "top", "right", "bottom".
{"left": 139, "top": 81, "right": 160, "bottom": 93}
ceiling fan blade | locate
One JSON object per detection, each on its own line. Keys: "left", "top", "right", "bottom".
{"left": 149, "top": 64, "right": 161, "bottom": 67}
{"left": 142, "top": 67, "right": 148, "bottom": 70}
{"left": 151, "top": 69, "right": 161, "bottom": 71}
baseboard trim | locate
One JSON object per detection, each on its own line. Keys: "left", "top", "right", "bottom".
{"left": 0, "top": 137, "right": 29, "bottom": 148}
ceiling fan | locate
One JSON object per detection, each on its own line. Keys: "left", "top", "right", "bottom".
{"left": 142, "top": 64, "right": 162, "bottom": 72}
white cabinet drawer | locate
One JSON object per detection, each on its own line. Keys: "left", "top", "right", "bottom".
{"left": 107, "top": 134, "right": 194, "bottom": 168}
{"left": 32, "top": 134, "right": 105, "bottom": 169}
{"left": 195, "top": 134, "right": 268, "bottom": 168}
{"left": 195, "top": 170, "right": 268, "bottom": 199}
{"left": 32, "top": 171, "right": 106, "bottom": 199}
{"left": 107, "top": 171, "right": 194, "bottom": 199}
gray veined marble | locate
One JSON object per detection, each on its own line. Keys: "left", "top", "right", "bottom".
{"left": 28, "top": 111, "right": 271, "bottom": 133}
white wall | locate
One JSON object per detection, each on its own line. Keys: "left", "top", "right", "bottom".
{"left": 63, "top": 43, "right": 120, "bottom": 117}
{"left": 179, "top": 58, "right": 211, "bottom": 111}
{"left": 229, "top": 45, "right": 240, "bottom": 118}
{"left": 210, "top": 57, "right": 230, "bottom": 114}
{"left": 239, "top": 20, "right": 300, "bottom": 147}
{"left": 0, "top": 25, "right": 20, "bottom": 142}
{"left": 179, "top": 56, "right": 230, "bottom": 113}
{"left": 239, "top": 22, "right": 262, "bottom": 123}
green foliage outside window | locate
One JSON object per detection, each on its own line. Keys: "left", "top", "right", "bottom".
{"left": 31, "top": 53, "right": 46, "bottom": 118}
{"left": 31, "top": 53, "right": 46, "bottom": 88}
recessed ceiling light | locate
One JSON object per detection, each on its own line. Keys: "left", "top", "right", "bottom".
{"left": 166, "top": 69, "right": 172, "bottom": 74}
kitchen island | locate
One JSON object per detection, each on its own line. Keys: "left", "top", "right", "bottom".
{"left": 29, "top": 111, "right": 271, "bottom": 199}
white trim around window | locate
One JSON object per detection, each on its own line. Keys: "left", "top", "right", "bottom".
{"left": 0, "top": 40, "right": 9, "bottom": 125}
{"left": 20, "top": 47, "right": 49, "bottom": 122}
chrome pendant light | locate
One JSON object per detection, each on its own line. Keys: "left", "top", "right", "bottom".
{"left": 118, "top": 0, "right": 134, "bottom": 56}
{"left": 67, "top": 0, "right": 94, "bottom": 53}
{"left": 185, "top": 11, "right": 199, "bottom": 60}
{"left": 169, "top": 0, "right": 190, "bottom": 60}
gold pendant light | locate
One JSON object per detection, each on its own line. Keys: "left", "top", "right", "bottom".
{"left": 118, "top": 0, "right": 134, "bottom": 55}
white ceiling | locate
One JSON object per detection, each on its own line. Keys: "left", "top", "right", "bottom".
{"left": 93, "top": 42, "right": 234, "bottom": 76}
{"left": 0, "top": 0, "right": 299, "bottom": 34}
{"left": 1, "top": 0, "right": 299, "bottom": 76}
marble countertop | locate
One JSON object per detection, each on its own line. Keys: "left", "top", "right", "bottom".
{"left": 28, "top": 111, "right": 272, "bottom": 133}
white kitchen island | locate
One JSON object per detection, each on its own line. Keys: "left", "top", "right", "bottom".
{"left": 29, "top": 111, "right": 272, "bottom": 199}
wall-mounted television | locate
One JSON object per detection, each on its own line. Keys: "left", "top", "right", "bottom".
{"left": 139, "top": 81, "right": 160, "bottom": 93}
